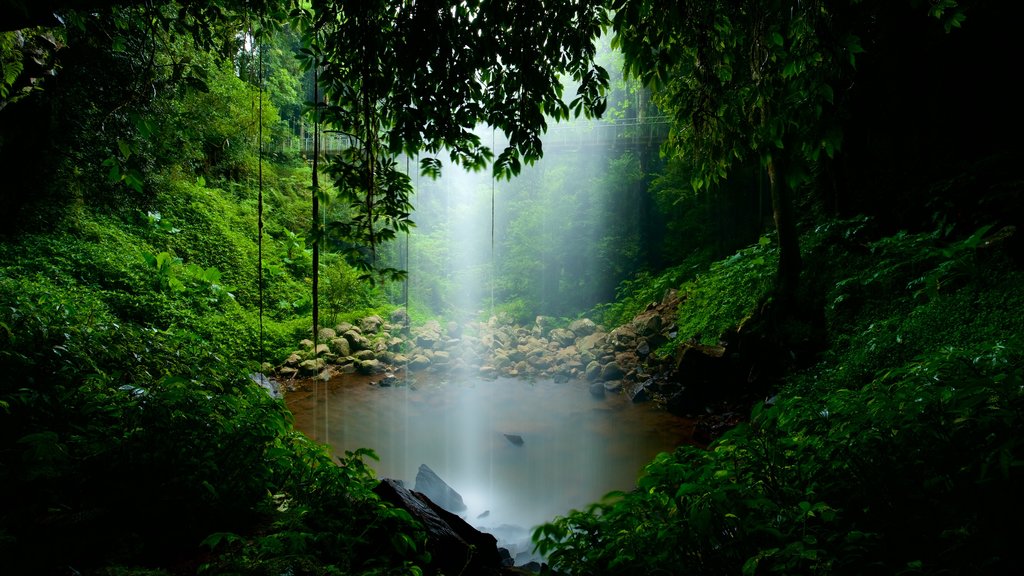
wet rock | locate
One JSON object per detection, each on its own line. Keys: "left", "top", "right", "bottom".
{"left": 632, "top": 313, "right": 663, "bottom": 338}
{"left": 414, "top": 464, "right": 467, "bottom": 513}
{"left": 379, "top": 373, "right": 399, "bottom": 387}
{"left": 250, "top": 372, "right": 282, "bottom": 399}
{"left": 603, "top": 380, "right": 623, "bottom": 393}
{"left": 609, "top": 326, "right": 638, "bottom": 351}
{"left": 503, "top": 434, "right": 524, "bottom": 446}
{"left": 589, "top": 382, "right": 606, "bottom": 398}
{"left": 446, "top": 321, "right": 462, "bottom": 338}
{"left": 356, "top": 359, "right": 385, "bottom": 375}
{"left": 600, "top": 361, "right": 625, "bottom": 381}
{"left": 626, "top": 378, "right": 653, "bottom": 403}
{"left": 374, "top": 478, "right": 502, "bottom": 576}
{"left": 298, "top": 358, "right": 325, "bottom": 377}
{"left": 585, "top": 360, "right": 602, "bottom": 381}
{"left": 636, "top": 340, "right": 651, "bottom": 357}
{"left": 576, "top": 331, "right": 607, "bottom": 352}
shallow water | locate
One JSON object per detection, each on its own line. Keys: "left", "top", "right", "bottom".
{"left": 286, "top": 372, "right": 692, "bottom": 562}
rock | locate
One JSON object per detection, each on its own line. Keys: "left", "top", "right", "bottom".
{"left": 390, "top": 308, "right": 410, "bottom": 326}
{"left": 356, "top": 359, "right": 385, "bottom": 374}
{"left": 374, "top": 478, "right": 502, "bottom": 576}
{"left": 589, "top": 382, "right": 606, "bottom": 398}
{"left": 278, "top": 366, "right": 298, "bottom": 378}
{"left": 585, "top": 360, "right": 602, "bottom": 381}
{"left": 576, "top": 331, "right": 607, "bottom": 352}
{"left": 317, "top": 327, "right": 337, "bottom": 341}
{"left": 604, "top": 380, "right": 623, "bottom": 393}
{"left": 600, "top": 361, "right": 625, "bottom": 381}
{"left": 446, "top": 321, "right": 462, "bottom": 338}
{"left": 632, "top": 313, "right": 663, "bottom": 338}
{"left": 360, "top": 315, "right": 384, "bottom": 334}
{"left": 409, "top": 354, "right": 431, "bottom": 371}
{"left": 549, "top": 328, "right": 576, "bottom": 347}
{"left": 250, "top": 372, "right": 282, "bottom": 399}
{"left": 480, "top": 365, "right": 497, "bottom": 377}
{"left": 636, "top": 340, "right": 651, "bottom": 357}
{"left": 609, "top": 326, "right": 638, "bottom": 351}
{"left": 299, "top": 338, "right": 314, "bottom": 349}
{"left": 343, "top": 329, "right": 370, "bottom": 351}
{"left": 503, "top": 434, "right": 524, "bottom": 446}
{"left": 285, "top": 353, "right": 302, "bottom": 367}
{"left": 352, "top": 349, "right": 376, "bottom": 361}
{"left": 335, "top": 322, "right": 354, "bottom": 334}
{"left": 569, "top": 318, "right": 597, "bottom": 337}
{"left": 330, "top": 337, "right": 351, "bottom": 357}
{"left": 379, "top": 373, "right": 399, "bottom": 387}
{"left": 626, "top": 378, "right": 652, "bottom": 402}
{"left": 414, "top": 464, "right": 467, "bottom": 513}
{"left": 314, "top": 343, "right": 330, "bottom": 356}
{"left": 387, "top": 336, "right": 405, "bottom": 351}
{"left": 298, "top": 358, "right": 325, "bottom": 377}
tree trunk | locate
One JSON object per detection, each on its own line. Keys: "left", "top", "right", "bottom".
{"left": 766, "top": 155, "right": 802, "bottom": 302}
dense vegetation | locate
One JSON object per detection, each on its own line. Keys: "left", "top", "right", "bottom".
{"left": 1, "top": 0, "right": 1022, "bottom": 575}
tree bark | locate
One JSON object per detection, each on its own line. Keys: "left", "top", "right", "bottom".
{"left": 766, "top": 155, "right": 802, "bottom": 303}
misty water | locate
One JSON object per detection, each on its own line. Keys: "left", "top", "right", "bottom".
{"left": 287, "top": 372, "right": 691, "bottom": 562}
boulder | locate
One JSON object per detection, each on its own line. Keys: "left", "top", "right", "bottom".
{"left": 600, "top": 361, "right": 625, "bottom": 381}
{"left": 317, "top": 327, "right": 337, "bottom": 341}
{"left": 374, "top": 479, "right": 502, "bottom": 576}
{"left": 632, "top": 313, "right": 663, "bottom": 338}
{"left": 585, "top": 361, "right": 602, "bottom": 381}
{"left": 330, "top": 337, "right": 351, "bottom": 357}
{"left": 589, "top": 382, "right": 606, "bottom": 399}
{"left": 334, "top": 322, "right": 354, "bottom": 334}
{"left": 569, "top": 318, "right": 597, "bottom": 337}
{"left": 343, "top": 329, "right": 370, "bottom": 351}
{"left": 549, "top": 328, "right": 576, "bottom": 347}
{"left": 356, "top": 358, "right": 385, "bottom": 375}
{"left": 409, "top": 354, "right": 431, "bottom": 371}
{"left": 298, "top": 358, "right": 325, "bottom": 377}
{"left": 626, "top": 378, "right": 653, "bottom": 402}
{"left": 414, "top": 464, "right": 467, "bottom": 513}
{"left": 576, "top": 331, "right": 607, "bottom": 352}
{"left": 389, "top": 308, "right": 410, "bottom": 327}
{"left": 360, "top": 315, "right": 384, "bottom": 334}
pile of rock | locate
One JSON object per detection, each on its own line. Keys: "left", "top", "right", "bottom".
{"left": 278, "top": 288, "right": 747, "bottom": 418}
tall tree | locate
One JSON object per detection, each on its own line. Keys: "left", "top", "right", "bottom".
{"left": 609, "top": 0, "right": 964, "bottom": 300}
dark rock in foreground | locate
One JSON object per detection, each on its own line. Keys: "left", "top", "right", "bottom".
{"left": 374, "top": 478, "right": 504, "bottom": 575}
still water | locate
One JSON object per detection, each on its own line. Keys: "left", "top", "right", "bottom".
{"left": 287, "top": 373, "right": 691, "bottom": 561}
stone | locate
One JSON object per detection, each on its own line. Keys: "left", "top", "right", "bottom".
{"left": 410, "top": 354, "right": 431, "bottom": 371}
{"left": 585, "top": 360, "right": 602, "bottom": 381}
{"left": 330, "top": 337, "right": 351, "bottom": 357}
{"left": 317, "top": 327, "right": 337, "bottom": 341}
{"left": 314, "top": 343, "right": 330, "bottom": 356}
{"left": 343, "top": 329, "right": 370, "bottom": 351}
{"left": 600, "top": 361, "right": 625, "bottom": 381}
{"left": 632, "top": 313, "right": 663, "bottom": 338}
{"left": 576, "top": 331, "right": 607, "bottom": 352}
{"left": 250, "top": 372, "right": 282, "bottom": 399}
{"left": 589, "top": 382, "right": 606, "bottom": 398}
{"left": 604, "top": 380, "right": 623, "bottom": 393}
{"left": 389, "top": 308, "right": 410, "bottom": 326}
{"left": 503, "top": 434, "right": 524, "bottom": 446}
{"left": 356, "top": 358, "right": 385, "bottom": 374}
{"left": 352, "top": 349, "right": 376, "bottom": 361}
{"left": 374, "top": 478, "right": 502, "bottom": 576}
{"left": 298, "top": 358, "right": 324, "bottom": 377}
{"left": 626, "top": 378, "right": 653, "bottom": 403}
{"left": 360, "top": 314, "right": 384, "bottom": 334}
{"left": 335, "top": 322, "right": 354, "bottom": 334}
{"left": 549, "top": 328, "right": 576, "bottom": 347}
{"left": 414, "top": 464, "right": 467, "bottom": 513}
{"left": 285, "top": 353, "right": 302, "bottom": 367}
{"left": 569, "top": 318, "right": 597, "bottom": 337}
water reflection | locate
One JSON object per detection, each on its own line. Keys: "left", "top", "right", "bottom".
{"left": 287, "top": 373, "right": 692, "bottom": 561}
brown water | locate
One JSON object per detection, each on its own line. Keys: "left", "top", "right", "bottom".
{"left": 287, "top": 372, "right": 692, "bottom": 562}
